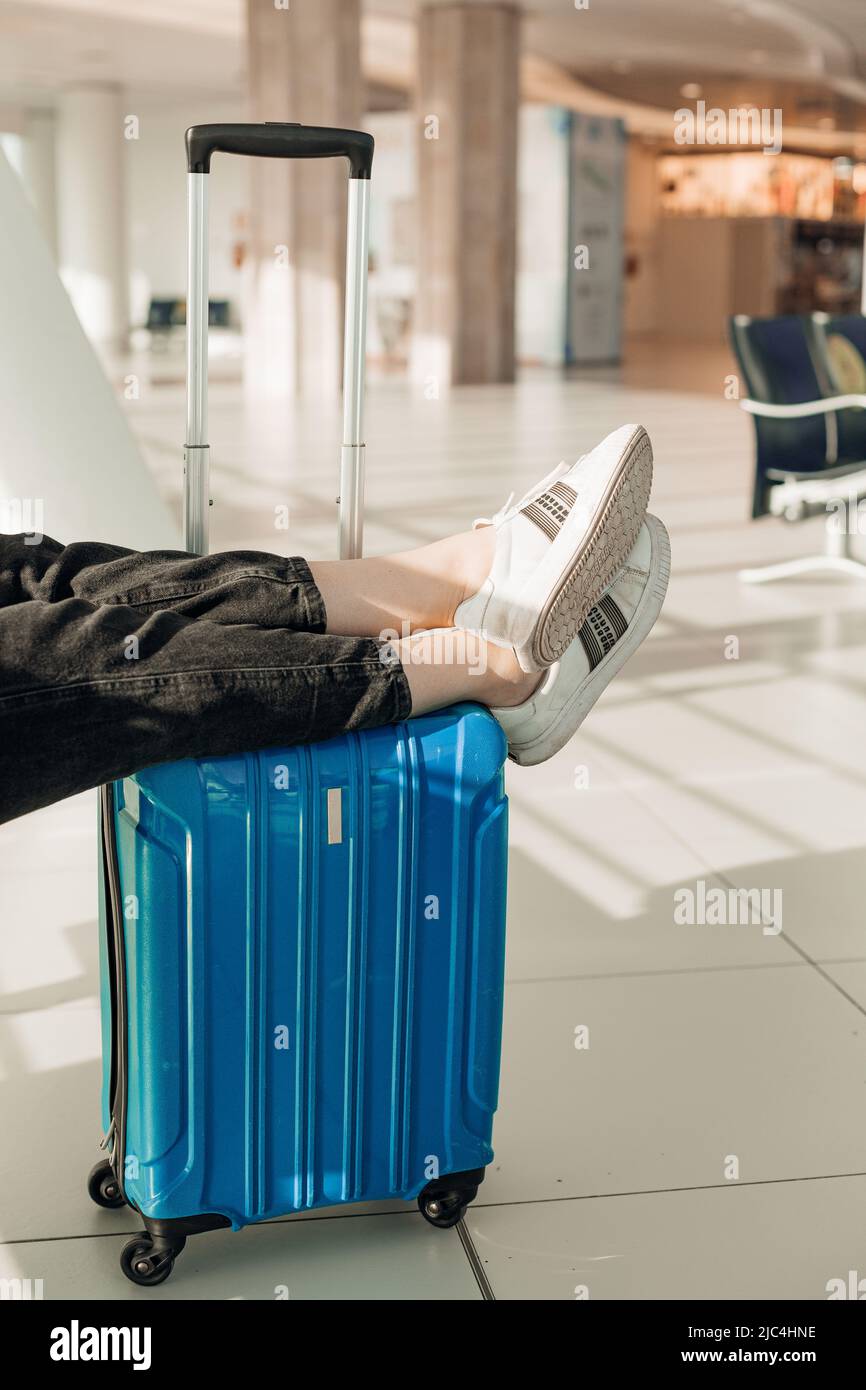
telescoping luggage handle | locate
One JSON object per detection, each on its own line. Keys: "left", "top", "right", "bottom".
{"left": 183, "top": 122, "right": 374, "bottom": 559}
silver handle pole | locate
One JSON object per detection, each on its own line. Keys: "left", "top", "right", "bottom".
{"left": 184, "top": 171, "right": 210, "bottom": 555}
{"left": 339, "top": 178, "right": 370, "bottom": 560}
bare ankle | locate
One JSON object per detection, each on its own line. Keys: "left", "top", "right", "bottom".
{"left": 450, "top": 527, "right": 496, "bottom": 622}
{"left": 478, "top": 643, "right": 540, "bottom": 708}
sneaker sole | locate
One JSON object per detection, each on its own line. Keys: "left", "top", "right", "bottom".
{"left": 510, "top": 514, "right": 671, "bottom": 766}
{"left": 528, "top": 426, "right": 653, "bottom": 671}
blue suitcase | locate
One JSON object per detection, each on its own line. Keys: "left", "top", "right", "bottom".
{"left": 92, "top": 125, "right": 509, "bottom": 1287}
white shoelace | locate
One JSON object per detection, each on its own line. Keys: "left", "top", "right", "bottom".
{"left": 473, "top": 491, "right": 514, "bottom": 531}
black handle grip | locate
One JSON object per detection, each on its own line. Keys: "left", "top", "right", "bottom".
{"left": 186, "top": 123, "right": 373, "bottom": 178}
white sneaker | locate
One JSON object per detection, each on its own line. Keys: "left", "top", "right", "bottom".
{"left": 455, "top": 424, "right": 653, "bottom": 672}
{"left": 492, "top": 514, "right": 670, "bottom": 766}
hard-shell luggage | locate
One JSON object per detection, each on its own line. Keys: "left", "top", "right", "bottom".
{"left": 92, "top": 123, "right": 509, "bottom": 1286}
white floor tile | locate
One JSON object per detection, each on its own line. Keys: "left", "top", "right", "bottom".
{"left": 485, "top": 966, "right": 866, "bottom": 1205}
{"left": 467, "top": 1175, "right": 866, "bottom": 1300}
{"left": 0, "top": 1210, "right": 480, "bottom": 1300}
{"left": 0, "top": 1005, "right": 106, "bottom": 1242}
{"left": 822, "top": 961, "right": 866, "bottom": 1011}
{"left": 505, "top": 781, "right": 797, "bottom": 980}
{"left": 582, "top": 766, "right": 866, "bottom": 963}
{"left": 0, "top": 792, "right": 99, "bottom": 1010}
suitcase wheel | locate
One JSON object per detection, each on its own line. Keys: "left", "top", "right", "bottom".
{"left": 418, "top": 1167, "right": 484, "bottom": 1229}
{"left": 87, "top": 1159, "right": 126, "bottom": 1210}
{"left": 120, "top": 1233, "right": 184, "bottom": 1287}
{"left": 418, "top": 1186, "right": 477, "bottom": 1230}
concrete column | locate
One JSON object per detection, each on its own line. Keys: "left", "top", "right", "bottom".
{"left": 20, "top": 108, "right": 58, "bottom": 258}
{"left": 245, "top": 0, "right": 362, "bottom": 398}
{"left": 413, "top": 3, "right": 520, "bottom": 387}
{"left": 57, "top": 85, "right": 128, "bottom": 349}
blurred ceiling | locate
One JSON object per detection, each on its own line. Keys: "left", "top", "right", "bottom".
{"left": 379, "top": 0, "right": 866, "bottom": 80}
{"left": 0, "top": 0, "right": 863, "bottom": 146}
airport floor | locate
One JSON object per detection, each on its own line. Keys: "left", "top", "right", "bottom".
{"left": 3, "top": 347, "right": 866, "bottom": 1299}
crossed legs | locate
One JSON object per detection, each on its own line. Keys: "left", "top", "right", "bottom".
{"left": 0, "top": 527, "right": 530, "bottom": 824}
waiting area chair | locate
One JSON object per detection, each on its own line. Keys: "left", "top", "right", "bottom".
{"left": 145, "top": 297, "right": 232, "bottom": 332}
{"left": 729, "top": 312, "right": 866, "bottom": 583}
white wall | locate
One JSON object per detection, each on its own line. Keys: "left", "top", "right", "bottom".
{"left": 0, "top": 149, "right": 177, "bottom": 549}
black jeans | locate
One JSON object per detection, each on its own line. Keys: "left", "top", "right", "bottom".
{"left": 0, "top": 533, "right": 412, "bottom": 826}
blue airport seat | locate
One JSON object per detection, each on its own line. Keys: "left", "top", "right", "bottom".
{"left": 728, "top": 312, "right": 866, "bottom": 583}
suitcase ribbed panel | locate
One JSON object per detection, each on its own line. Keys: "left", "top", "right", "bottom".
{"left": 248, "top": 751, "right": 267, "bottom": 1219}
{"left": 446, "top": 716, "right": 469, "bottom": 1137}
{"left": 296, "top": 744, "right": 317, "bottom": 1211}
{"left": 344, "top": 730, "right": 370, "bottom": 1202}
{"left": 391, "top": 725, "right": 418, "bottom": 1194}
{"left": 104, "top": 705, "right": 508, "bottom": 1227}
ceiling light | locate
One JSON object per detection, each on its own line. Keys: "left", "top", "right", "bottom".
{"left": 680, "top": 83, "right": 703, "bottom": 99}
